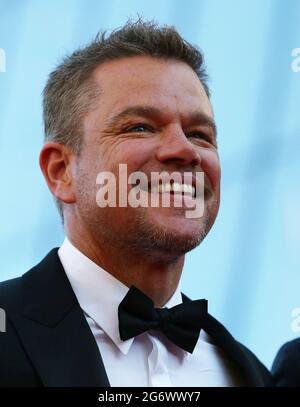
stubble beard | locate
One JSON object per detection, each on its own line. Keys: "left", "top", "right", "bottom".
{"left": 75, "top": 171, "right": 217, "bottom": 260}
{"left": 88, "top": 203, "right": 217, "bottom": 261}
{"left": 125, "top": 207, "right": 214, "bottom": 257}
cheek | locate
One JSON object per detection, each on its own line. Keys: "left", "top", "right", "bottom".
{"left": 200, "top": 149, "right": 221, "bottom": 190}
{"left": 111, "top": 140, "right": 154, "bottom": 170}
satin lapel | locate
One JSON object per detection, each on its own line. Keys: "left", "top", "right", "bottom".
{"left": 181, "top": 293, "right": 264, "bottom": 386}
{"left": 12, "top": 249, "right": 110, "bottom": 387}
{"left": 201, "top": 313, "right": 264, "bottom": 386}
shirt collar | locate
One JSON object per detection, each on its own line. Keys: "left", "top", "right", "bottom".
{"left": 58, "top": 237, "right": 186, "bottom": 356}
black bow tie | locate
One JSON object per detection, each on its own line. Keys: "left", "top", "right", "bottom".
{"left": 118, "top": 285, "right": 208, "bottom": 354}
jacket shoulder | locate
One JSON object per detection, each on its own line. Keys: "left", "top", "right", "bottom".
{"left": 272, "top": 338, "right": 300, "bottom": 386}
{"left": 0, "top": 276, "right": 40, "bottom": 386}
{"left": 0, "top": 248, "right": 60, "bottom": 312}
{"left": 275, "top": 338, "right": 300, "bottom": 354}
{"left": 0, "top": 276, "right": 22, "bottom": 312}
{"left": 0, "top": 250, "right": 60, "bottom": 386}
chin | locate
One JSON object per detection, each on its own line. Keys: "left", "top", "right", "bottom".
{"left": 127, "top": 214, "right": 211, "bottom": 256}
{"left": 164, "top": 223, "right": 209, "bottom": 252}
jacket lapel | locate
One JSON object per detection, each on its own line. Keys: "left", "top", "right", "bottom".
{"left": 181, "top": 293, "right": 266, "bottom": 386}
{"left": 201, "top": 314, "right": 265, "bottom": 386}
{"left": 12, "top": 249, "right": 110, "bottom": 387}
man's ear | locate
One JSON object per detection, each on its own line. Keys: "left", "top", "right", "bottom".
{"left": 39, "top": 142, "right": 76, "bottom": 204}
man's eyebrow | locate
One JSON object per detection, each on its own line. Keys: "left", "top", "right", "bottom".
{"left": 104, "top": 106, "right": 162, "bottom": 128}
{"left": 105, "top": 105, "right": 217, "bottom": 138}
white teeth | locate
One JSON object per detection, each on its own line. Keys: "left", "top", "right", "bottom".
{"left": 151, "top": 182, "right": 194, "bottom": 195}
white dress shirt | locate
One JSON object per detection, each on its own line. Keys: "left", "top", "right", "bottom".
{"left": 58, "top": 238, "right": 239, "bottom": 387}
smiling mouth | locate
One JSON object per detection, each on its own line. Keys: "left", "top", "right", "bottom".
{"left": 150, "top": 181, "right": 196, "bottom": 197}
{"left": 137, "top": 180, "right": 198, "bottom": 199}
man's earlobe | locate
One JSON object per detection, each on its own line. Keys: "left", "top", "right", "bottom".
{"left": 39, "top": 142, "right": 76, "bottom": 204}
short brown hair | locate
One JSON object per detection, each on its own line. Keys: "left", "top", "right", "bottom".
{"left": 43, "top": 18, "right": 210, "bottom": 217}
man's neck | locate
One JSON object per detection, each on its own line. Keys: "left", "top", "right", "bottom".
{"left": 65, "top": 231, "right": 185, "bottom": 308}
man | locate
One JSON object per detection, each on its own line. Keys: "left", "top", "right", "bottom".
{"left": 272, "top": 339, "right": 300, "bottom": 386}
{"left": 0, "top": 20, "right": 272, "bottom": 387}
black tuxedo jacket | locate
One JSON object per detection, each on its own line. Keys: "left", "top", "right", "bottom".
{"left": 272, "top": 339, "right": 300, "bottom": 386}
{"left": 0, "top": 249, "right": 272, "bottom": 386}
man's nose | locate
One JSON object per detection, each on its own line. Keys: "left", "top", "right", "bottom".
{"left": 155, "top": 125, "right": 201, "bottom": 167}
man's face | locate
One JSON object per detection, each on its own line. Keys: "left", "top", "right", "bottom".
{"left": 73, "top": 56, "right": 220, "bottom": 256}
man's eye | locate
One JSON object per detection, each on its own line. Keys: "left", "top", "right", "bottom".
{"left": 188, "top": 132, "right": 213, "bottom": 143}
{"left": 126, "top": 124, "right": 151, "bottom": 132}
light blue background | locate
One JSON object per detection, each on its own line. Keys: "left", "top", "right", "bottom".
{"left": 0, "top": 0, "right": 299, "bottom": 369}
